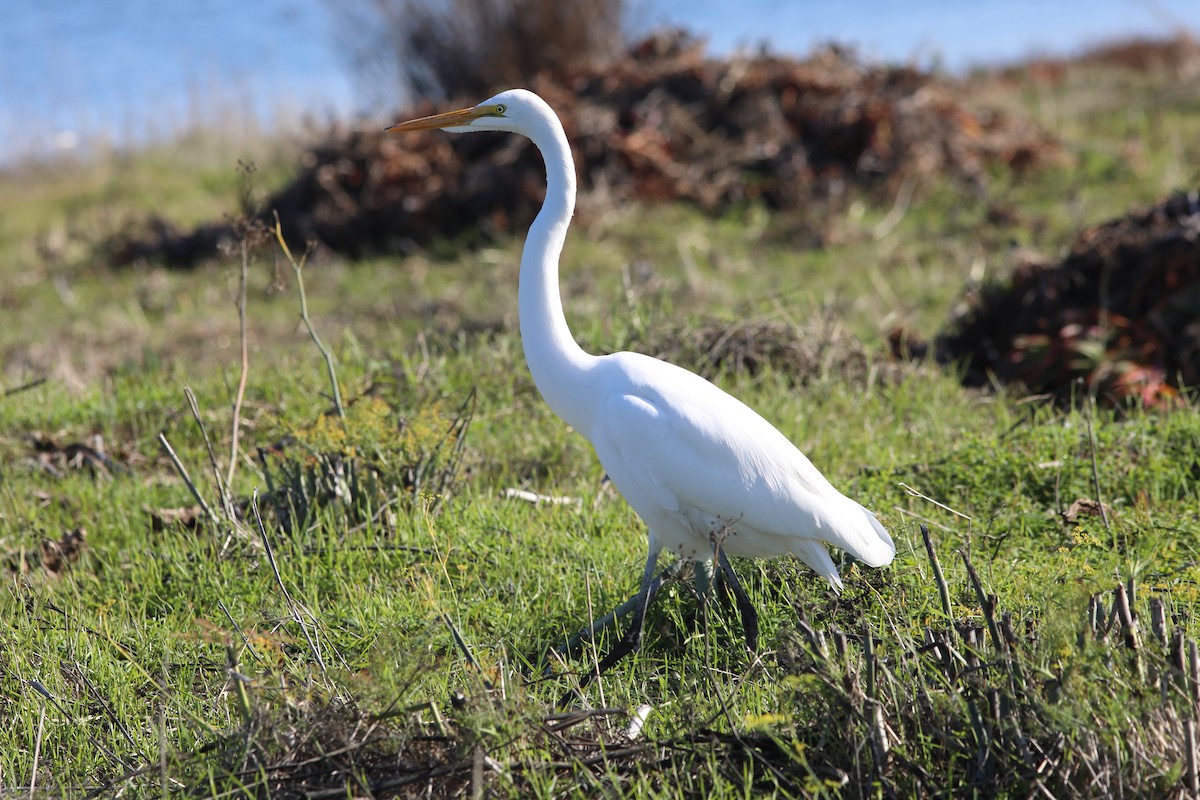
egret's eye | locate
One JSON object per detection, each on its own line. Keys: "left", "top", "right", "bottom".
{"left": 494, "top": 104, "right": 507, "bottom": 115}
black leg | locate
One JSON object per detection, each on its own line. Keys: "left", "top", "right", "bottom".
{"left": 546, "top": 558, "right": 691, "bottom": 672}
{"left": 594, "top": 542, "right": 663, "bottom": 674}
{"left": 567, "top": 542, "right": 663, "bottom": 698}
{"left": 714, "top": 543, "right": 759, "bottom": 653}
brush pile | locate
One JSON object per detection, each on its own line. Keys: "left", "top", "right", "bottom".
{"left": 109, "top": 31, "right": 1059, "bottom": 266}
{"left": 938, "top": 190, "right": 1200, "bottom": 406}
{"left": 638, "top": 315, "right": 911, "bottom": 387}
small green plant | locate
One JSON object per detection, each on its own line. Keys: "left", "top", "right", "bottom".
{"left": 258, "top": 391, "right": 474, "bottom": 533}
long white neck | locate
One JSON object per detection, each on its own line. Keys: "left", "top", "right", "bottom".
{"left": 516, "top": 107, "right": 599, "bottom": 433}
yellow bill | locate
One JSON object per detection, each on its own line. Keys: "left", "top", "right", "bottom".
{"left": 386, "top": 106, "right": 489, "bottom": 133}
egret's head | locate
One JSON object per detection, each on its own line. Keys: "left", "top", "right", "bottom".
{"left": 386, "top": 88, "right": 545, "bottom": 136}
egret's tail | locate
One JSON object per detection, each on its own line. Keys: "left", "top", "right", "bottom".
{"left": 852, "top": 503, "right": 895, "bottom": 567}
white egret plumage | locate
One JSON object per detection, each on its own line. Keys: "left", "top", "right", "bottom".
{"left": 387, "top": 89, "right": 895, "bottom": 677}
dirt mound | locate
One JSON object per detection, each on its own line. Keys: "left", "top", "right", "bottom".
{"left": 110, "top": 31, "right": 1060, "bottom": 267}
{"left": 937, "top": 190, "right": 1200, "bottom": 406}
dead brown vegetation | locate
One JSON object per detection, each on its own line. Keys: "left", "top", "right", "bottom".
{"left": 108, "top": 31, "right": 1060, "bottom": 267}
{"left": 637, "top": 315, "right": 911, "bottom": 387}
{"left": 141, "top": 545, "right": 1200, "bottom": 798}
{"left": 3, "top": 527, "right": 86, "bottom": 577}
{"left": 331, "top": 0, "right": 628, "bottom": 103}
{"left": 937, "top": 190, "right": 1200, "bottom": 406}
{"left": 1006, "top": 32, "right": 1200, "bottom": 84}
{"left": 26, "top": 432, "right": 128, "bottom": 478}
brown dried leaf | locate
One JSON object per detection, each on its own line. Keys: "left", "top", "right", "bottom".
{"left": 39, "top": 528, "right": 86, "bottom": 575}
{"left": 1063, "top": 498, "right": 1114, "bottom": 524}
{"left": 29, "top": 432, "right": 123, "bottom": 477}
{"left": 149, "top": 505, "right": 204, "bottom": 532}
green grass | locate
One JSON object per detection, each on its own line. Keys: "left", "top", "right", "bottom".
{"left": 2, "top": 57, "right": 1200, "bottom": 797}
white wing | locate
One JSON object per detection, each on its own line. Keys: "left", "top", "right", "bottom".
{"left": 591, "top": 352, "right": 895, "bottom": 568}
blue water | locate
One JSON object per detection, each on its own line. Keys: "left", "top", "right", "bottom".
{"left": 2, "top": 0, "right": 1197, "bottom": 162}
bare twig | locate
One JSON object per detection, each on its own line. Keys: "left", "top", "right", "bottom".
{"left": 217, "top": 599, "right": 256, "bottom": 659}
{"left": 863, "top": 619, "right": 877, "bottom": 700}
{"left": 872, "top": 176, "right": 916, "bottom": 240}
{"left": 29, "top": 703, "right": 45, "bottom": 800}
{"left": 75, "top": 662, "right": 145, "bottom": 758}
{"left": 920, "top": 524, "right": 953, "bottom": 621}
{"left": 1190, "top": 639, "right": 1200, "bottom": 706}
{"left": 158, "top": 432, "right": 217, "bottom": 523}
{"left": 893, "top": 506, "right": 957, "bottom": 534}
{"left": 1114, "top": 583, "right": 1141, "bottom": 654}
{"left": 502, "top": 488, "right": 581, "bottom": 507}
{"left": 959, "top": 550, "right": 1004, "bottom": 654}
{"left": 899, "top": 483, "right": 973, "bottom": 522}
{"left": 625, "top": 704, "right": 653, "bottom": 740}
{"left": 869, "top": 700, "right": 890, "bottom": 768}
{"left": 1149, "top": 597, "right": 1167, "bottom": 646}
{"left": 1113, "top": 578, "right": 1142, "bottom": 686}
{"left": 442, "top": 613, "right": 491, "bottom": 690}
{"left": 1186, "top": 719, "right": 1199, "bottom": 798}
{"left": 412, "top": 389, "right": 475, "bottom": 513}
{"left": 274, "top": 211, "right": 344, "bottom": 418}
{"left": 4, "top": 377, "right": 46, "bottom": 398}
{"left": 26, "top": 680, "right": 133, "bottom": 769}
{"left": 227, "top": 236, "right": 252, "bottom": 487}
{"left": 184, "top": 387, "right": 234, "bottom": 519}
{"left": 251, "top": 489, "right": 327, "bottom": 672}
{"left": 1083, "top": 398, "right": 1112, "bottom": 533}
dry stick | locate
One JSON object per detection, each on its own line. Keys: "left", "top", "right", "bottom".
{"left": 1189, "top": 639, "right": 1199, "bottom": 707}
{"left": 156, "top": 662, "right": 169, "bottom": 791}
{"left": 1087, "top": 594, "right": 1102, "bottom": 640}
{"left": 442, "top": 613, "right": 492, "bottom": 690}
{"left": 871, "top": 175, "right": 916, "bottom": 240}
{"left": 303, "top": 742, "right": 650, "bottom": 800}
{"left": 158, "top": 432, "right": 218, "bottom": 523}
{"left": 226, "top": 237, "right": 251, "bottom": 488}
{"left": 75, "top": 662, "right": 144, "bottom": 758}
{"left": 899, "top": 483, "right": 973, "bottom": 522}
{"left": 1083, "top": 398, "right": 1112, "bottom": 533}
{"left": 894, "top": 506, "right": 957, "bottom": 535}
{"left": 795, "top": 618, "right": 828, "bottom": 660}
{"left": 920, "top": 524, "right": 953, "bottom": 621}
{"left": 413, "top": 388, "right": 476, "bottom": 514}
{"left": 863, "top": 619, "right": 877, "bottom": 701}
{"left": 471, "top": 744, "right": 484, "bottom": 800}
{"left": 862, "top": 620, "right": 890, "bottom": 773}
{"left": 274, "top": 211, "right": 344, "bottom": 419}
{"left": 701, "top": 609, "right": 793, "bottom": 794}
{"left": 1113, "top": 583, "right": 1141, "bottom": 652}
{"left": 1114, "top": 583, "right": 1145, "bottom": 685}
{"left": 1149, "top": 598, "right": 1168, "bottom": 646}
{"left": 3, "top": 377, "right": 46, "bottom": 398}
{"left": 961, "top": 548, "right": 1030, "bottom": 729}
{"left": 959, "top": 550, "right": 1004, "bottom": 654}
{"left": 217, "top": 599, "right": 256, "bottom": 659}
{"left": 29, "top": 702, "right": 45, "bottom": 800}
{"left": 250, "top": 490, "right": 327, "bottom": 673}
{"left": 1186, "top": 719, "right": 1199, "bottom": 799}
{"left": 543, "top": 707, "right": 627, "bottom": 744}
{"left": 184, "top": 387, "right": 233, "bottom": 518}
{"left": 583, "top": 569, "right": 605, "bottom": 711}
{"left": 27, "top": 679, "right": 132, "bottom": 769}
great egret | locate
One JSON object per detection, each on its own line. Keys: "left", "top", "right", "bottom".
{"left": 388, "top": 89, "right": 895, "bottom": 677}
